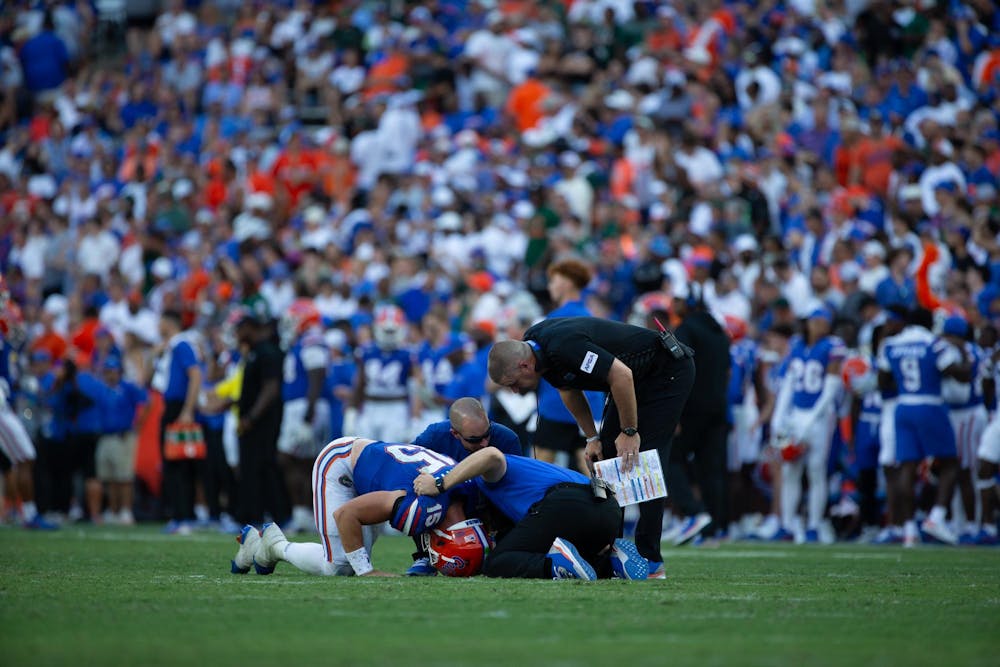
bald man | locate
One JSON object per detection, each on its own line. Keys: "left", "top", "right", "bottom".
{"left": 404, "top": 397, "right": 522, "bottom": 575}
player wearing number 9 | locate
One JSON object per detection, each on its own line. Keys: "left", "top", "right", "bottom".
{"left": 233, "top": 437, "right": 480, "bottom": 577}
{"left": 770, "top": 307, "right": 845, "bottom": 541}
{"left": 876, "top": 308, "right": 971, "bottom": 545}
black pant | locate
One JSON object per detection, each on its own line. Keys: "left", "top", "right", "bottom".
{"left": 668, "top": 411, "right": 729, "bottom": 535}
{"left": 160, "top": 400, "right": 201, "bottom": 521}
{"left": 237, "top": 421, "right": 287, "bottom": 525}
{"left": 201, "top": 426, "right": 236, "bottom": 519}
{"left": 601, "top": 354, "right": 695, "bottom": 563}
{"left": 484, "top": 484, "right": 621, "bottom": 579}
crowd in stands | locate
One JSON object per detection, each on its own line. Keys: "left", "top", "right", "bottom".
{"left": 1, "top": 0, "right": 999, "bottom": 544}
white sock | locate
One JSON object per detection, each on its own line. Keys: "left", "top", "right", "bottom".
{"left": 984, "top": 524, "right": 998, "bottom": 537}
{"left": 965, "top": 521, "right": 978, "bottom": 535}
{"left": 929, "top": 505, "right": 947, "bottom": 524}
{"left": 22, "top": 501, "right": 38, "bottom": 521}
{"left": 194, "top": 504, "right": 209, "bottom": 522}
{"left": 904, "top": 520, "right": 918, "bottom": 539}
{"left": 283, "top": 542, "right": 338, "bottom": 576}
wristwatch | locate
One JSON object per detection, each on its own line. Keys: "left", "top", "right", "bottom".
{"left": 435, "top": 475, "right": 447, "bottom": 494}
{"left": 621, "top": 427, "right": 638, "bottom": 437}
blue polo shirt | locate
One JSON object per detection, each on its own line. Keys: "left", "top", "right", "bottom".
{"left": 161, "top": 337, "right": 199, "bottom": 402}
{"left": 100, "top": 380, "right": 148, "bottom": 434}
{"left": 413, "top": 420, "right": 521, "bottom": 462}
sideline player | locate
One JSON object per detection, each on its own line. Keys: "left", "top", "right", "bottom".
{"left": 877, "top": 308, "right": 968, "bottom": 546}
{"left": 231, "top": 437, "right": 474, "bottom": 577}
{"left": 414, "top": 446, "right": 648, "bottom": 580}
{"left": 771, "top": 307, "right": 844, "bottom": 542}
{"left": 353, "top": 304, "right": 420, "bottom": 443}
{"left": 276, "top": 298, "right": 330, "bottom": 533}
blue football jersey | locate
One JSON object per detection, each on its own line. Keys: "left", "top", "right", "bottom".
{"left": 474, "top": 455, "right": 589, "bottom": 523}
{"left": 324, "top": 358, "right": 356, "bottom": 438}
{"left": 728, "top": 339, "right": 758, "bottom": 406}
{"left": 877, "top": 326, "right": 960, "bottom": 402}
{"left": 965, "top": 343, "right": 988, "bottom": 409}
{"left": 418, "top": 333, "right": 467, "bottom": 394}
{"left": 283, "top": 334, "right": 329, "bottom": 401}
{"left": 356, "top": 344, "right": 414, "bottom": 399}
{"left": 787, "top": 335, "right": 846, "bottom": 409}
{"left": 353, "top": 442, "right": 457, "bottom": 494}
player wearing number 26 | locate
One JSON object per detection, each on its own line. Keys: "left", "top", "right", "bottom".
{"left": 771, "top": 307, "right": 845, "bottom": 541}
{"left": 877, "top": 308, "right": 970, "bottom": 546}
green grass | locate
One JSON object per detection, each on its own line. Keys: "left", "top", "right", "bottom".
{"left": 1, "top": 526, "right": 998, "bottom": 667}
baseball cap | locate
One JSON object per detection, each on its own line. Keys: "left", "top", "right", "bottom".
{"left": 809, "top": 306, "right": 834, "bottom": 322}
{"left": 942, "top": 315, "right": 969, "bottom": 337}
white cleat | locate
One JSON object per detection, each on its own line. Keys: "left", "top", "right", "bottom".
{"left": 921, "top": 518, "right": 958, "bottom": 546}
{"left": 253, "top": 522, "right": 289, "bottom": 574}
{"left": 232, "top": 524, "right": 262, "bottom": 574}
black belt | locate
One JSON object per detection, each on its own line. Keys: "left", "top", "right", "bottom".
{"left": 543, "top": 482, "right": 592, "bottom": 497}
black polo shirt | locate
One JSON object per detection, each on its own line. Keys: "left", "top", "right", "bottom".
{"left": 238, "top": 339, "right": 284, "bottom": 430}
{"left": 522, "top": 317, "right": 665, "bottom": 392}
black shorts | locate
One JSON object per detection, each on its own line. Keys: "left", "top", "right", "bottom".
{"left": 72, "top": 433, "right": 100, "bottom": 480}
{"left": 533, "top": 417, "right": 585, "bottom": 454}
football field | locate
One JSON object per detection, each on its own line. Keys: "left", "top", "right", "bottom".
{"left": 2, "top": 526, "right": 998, "bottom": 667}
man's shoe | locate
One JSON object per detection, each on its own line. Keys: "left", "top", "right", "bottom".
{"left": 24, "top": 514, "right": 59, "bottom": 530}
{"left": 673, "top": 512, "right": 712, "bottom": 546}
{"left": 804, "top": 529, "right": 820, "bottom": 543}
{"left": 548, "top": 538, "right": 596, "bottom": 580}
{"left": 253, "top": 522, "right": 288, "bottom": 575}
{"left": 405, "top": 556, "right": 438, "bottom": 576}
{"left": 610, "top": 539, "right": 649, "bottom": 580}
{"left": 920, "top": 518, "right": 958, "bottom": 545}
{"left": 231, "top": 524, "right": 261, "bottom": 574}
{"left": 873, "top": 527, "right": 903, "bottom": 544}
{"left": 647, "top": 561, "right": 666, "bottom": 579}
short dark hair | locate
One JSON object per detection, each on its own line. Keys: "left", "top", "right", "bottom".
{"left": 161, "top": 309, "right": 183, "bottom": 326}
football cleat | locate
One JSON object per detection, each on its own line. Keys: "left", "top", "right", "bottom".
{"left": 920, "top": 518, "right": 957, "bottom": 546}
{"left": 975, "top": 529, "right": 999, "bottom": 546}
{"left": 405, "top": 557, "right": 438, "bottom": 577}
{"left": 804, "top": 529, "right": 820, "bottom": 544}
{"left": 674, "top": 513, "right": 712, "bottom": 546}
{"left": 548, "top": 538, "right": 596, "bottom": 581}
{"left": 647, "top": 561, "right": 666, "bottom": 579}
{"left": 958, "top": 531, "right": 978, "bottom": 546}
{"left": 610, "top": 539, "right": 649, "bottom": 580}
{"left": 231, "top": 524, "right": 261, "bottom": 574}
{"left": 163, "top": 520, "right": 193, "bottom": 535}
{"left": 24, "top": 514, "right": 59, "bottom": 531}
{"left": 253, "top": 522, "right": 288, "bottom": 575}
{"left": 873, "top": 527, "right": 903, "bottom": 545}
{"left": 769, "top": 527, "right": 795, "bottom": 542}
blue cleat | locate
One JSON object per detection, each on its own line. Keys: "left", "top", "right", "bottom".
{"left": 548, "top": 538, "right": 596, "bottom": 580}
{"left": 610, "top": 539, "right": 649, "bottom": 580}
{"left": 673, "top": 512, "right": 712, "bottom": 546}
{"left": 975, "top": 529, "right": 999, "bottom": 546}
{"left": 769, "top": 527, "right": 794, "bottom": 542}
{"left": 24, "top": 514, "right": 59, "bottom": 531}
{"left": 163, "top": 520, "right": 193, "bottom": 535}
{"left": 804, "top": 529, "right": 820, "bottom": 543}
{"left": 647, "top": 561, "right": 666, "bottom": 579}
{"left": 405, "top": 556, "right": 438, "bottom": 576}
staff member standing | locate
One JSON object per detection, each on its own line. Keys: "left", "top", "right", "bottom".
{"left": 488, "top": 316, "right": 695, "bottom": 578}
{"left": 151, "top": 309, "right": 202, "bottom": 534}
{"left": 236, "top": 314, "right": 287, "bottom": 527}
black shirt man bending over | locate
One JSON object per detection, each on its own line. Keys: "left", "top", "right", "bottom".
{"left": 487, "top": 316, "right": 695, "bottom": 574}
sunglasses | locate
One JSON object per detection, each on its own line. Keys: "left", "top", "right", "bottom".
{"left": 457, "top": 425, "right": 492, "bottom": 444}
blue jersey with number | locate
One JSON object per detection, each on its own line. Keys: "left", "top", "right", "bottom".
{"left": 357, "top": 344, "right": 414, "bottom": 399}
{"left": 282, "top": 334, "right": 328, "bottom": 401}
{"left": 418, "top": 333, "right": 467, "bottom": 394}
{"left": 787, "top": 336, "right": 846, "bottom": 409}
{"left": 474, "top": 454, "right": 588, "bottom": 523}
{"left": 877, "top": 326, "right": 959, "bottom": 403}
{"left": 728, "top": 339, "right": 758, "bottom": 406}
{"left": 353, "top": 442, "right": 458, "bottom": 494}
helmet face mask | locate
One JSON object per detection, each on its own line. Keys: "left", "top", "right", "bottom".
{"left": 423, "top": 518, "right": 492, "bottom": 577}
{"left": 373, "top": 305, "right": 407, "bottom": 350}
